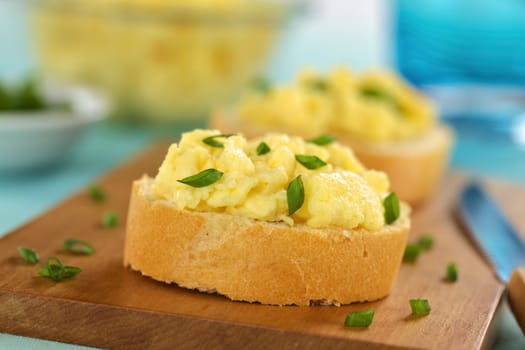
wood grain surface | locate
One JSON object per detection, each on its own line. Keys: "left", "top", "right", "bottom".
{"left": 1, "top": 143, "right": 522, "bottom": 350}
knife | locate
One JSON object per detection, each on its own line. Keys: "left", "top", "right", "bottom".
{"left": 458, "top": 182, "right": 525, "bottom": 334}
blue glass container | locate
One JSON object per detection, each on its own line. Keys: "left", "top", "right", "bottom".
{"left": 394, "top": 0, "right": 525, "bottom": 180}
{"left": 395, "top": 0, "right": 525, "bottom": 86}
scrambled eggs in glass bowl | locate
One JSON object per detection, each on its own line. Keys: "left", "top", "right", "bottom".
{"left": 30, "top": 0, "right": 292, "bottom": 123}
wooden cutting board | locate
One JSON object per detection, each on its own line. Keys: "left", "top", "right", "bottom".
{"left": 1, "top": 143, "right": 523, "bottom": 350}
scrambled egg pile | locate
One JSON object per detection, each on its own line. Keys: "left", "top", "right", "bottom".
{"left": 83, "top": 0, "right": 249, "bottom": 8}
{"left": 151, "top": 129, "right": 391, "bottom": 231}
{"left": 32, "top": 0, "right": 280, "bottom": 120}
{"left": 237, "top": 68, "right": 436, "bottom": 142}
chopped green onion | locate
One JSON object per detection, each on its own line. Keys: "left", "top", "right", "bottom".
{"left": 12, "top": 78, "right": 45, "bottom": 110}
{"left": 403, "top": 243, "right": 421, "bottom": 262}
{"left": 17, "top": 247, "right": 39, "bottom": 265}
{"left": 87, "top": 183, "right": 106, "bottom": 203}
{"left": 0, "top": 78, "right": 73, "bottom": 112}
{"left": 177, "top": 168, "right": 224, "bottom": 188}
{"left": 359, "top": 86, "right": 401, "bottom": 112}
{"left": 418, "top": 235, "right": 434, "bottom": 250}
{"left": 344, "top": 310, "right": 375, "bottom": 327}
{"left": 409, "top": 299, "right": 431, "bottom": 316}
{"left": 256, "top": 142, "right": 271, "bottom": 155}
{"left": 0, "top": 83, "right": 11, "bottom": 110}
{"left": 102, "top": 211, "right": 118, "bottom": 228}
{"left": 360, "top": 87, "right": 393, "bottom": 101}
{"left": 62, "top": 266, "right": 81, "bottom": 278}
{"left": 287, "top": 175, "right": 304, "bottom": 215}
{"left": 446, "top": 262, "right": 458, "bottom": 282}
{"left": 295, "top": 154, "right": 327, "bottom": 170}
{"left": 38, "top": 257, "right": 81, "bottom": 282}
{"left": 308, "top": 134, "right": 335, "bottom": 146}
{"left": 307, "top": 79, "right": 329, "bottom": 92}
{"left": 251, "top": 77, "right": 271, "bottom": 93}
{"left": 63, "top": 239, "right": 95, "bottom": 255}
{"left": 383, "top": 192, "right": 400, "bottom": 224}
{"left": 202, "top": 134, "right": 236, "bottom": 148}
{"left": 38, "top": 257, "right": 63, "bottom": 280}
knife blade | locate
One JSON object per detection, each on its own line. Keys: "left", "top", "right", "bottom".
{"left": 458, "top": 182, "right": 525, "bottom": 334}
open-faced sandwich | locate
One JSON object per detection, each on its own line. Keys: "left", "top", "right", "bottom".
{"left": 124, "top": 129, "right": 410, "bottom": 306}
{"left": 210, "top": 68, "right": 454, "bottom": 205}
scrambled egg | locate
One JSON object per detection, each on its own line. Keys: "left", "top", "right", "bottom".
{"left": 151, "top": 129, "right": 391, "bottom": 231}
{"left": 32, "top": 0, "right": 280, "bottom": 120}
{"left": 237, "top": 68, "right": 436, "bottom": 142}
{"left": 70, "top": 0, "right": 267, "bottom": 13}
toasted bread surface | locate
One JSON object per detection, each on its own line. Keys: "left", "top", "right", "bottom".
{"left": 124, "top": 178, "right": 410, "bottom": 306}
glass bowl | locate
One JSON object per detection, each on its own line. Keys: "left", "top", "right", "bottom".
{"left": 29, "top": 0, "right": 293, "bottom": 123}
{"left": 0, "top": 85, "right": 107, "bottom": 172}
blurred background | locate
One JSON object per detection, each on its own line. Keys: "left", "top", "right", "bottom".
{"left": 0, "top": 0, "right": 390, "bottom": 120}
{"left": 2, "top": 0, "right": 525, "bottom": 177}
{"left": 0, "top": 0, "right": 525, "bottom": 349}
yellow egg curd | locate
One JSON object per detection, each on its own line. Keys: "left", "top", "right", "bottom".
{"left": 32, "top": 0, "right": 281, "bottom": 121}
{"left": 236, "top": 68, "right": 436, "bottom": 142}
{"left": 151, "top": 129, "right": 392, "bottom": 231}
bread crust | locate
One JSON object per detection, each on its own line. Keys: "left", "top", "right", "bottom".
{"left": 124, "top": 178, "right": 410, "bottom": 306}
{"left": 209, "top": 109, "right": 453, "bottom": 205}
{"left": 343, "top": 126, "right": 453, "bottom": 205}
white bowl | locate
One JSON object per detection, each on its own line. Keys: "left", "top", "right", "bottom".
{"left": 0, "top": 87, "right": 107, "bottom": 173}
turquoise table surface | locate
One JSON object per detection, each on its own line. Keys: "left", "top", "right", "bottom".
{"left": 1, "top": 0, "right": 525, "bottom": 348}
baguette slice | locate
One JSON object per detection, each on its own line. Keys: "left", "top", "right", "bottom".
{"left": 124, "top": 177, "right": 410, "bottom": 306}
{"left": 210, "top": 109, "right": 453, "bottom": 205}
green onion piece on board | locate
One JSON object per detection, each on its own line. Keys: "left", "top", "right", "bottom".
{"left": 17, "top": 247, "right": 39, "bottom": 264}
{"left": 63, "top": 239, "right": 95, "bottom": 255}
{"left": 409, "top": 299, "right": 431, "bottom": 316}
{"left": 418, "top": 235, "right": 434, "bottom": 250}
{"left": 38, "top": 257, "right": 81, "bottom": 282}
{"left": 446, "top": 262, "right": 458, "bottom": 282}
{"left": 87, "top": 183, "right": 106, "bottom": 203}
{"left": 344, "top": 310, "right": 375, "bottom": 327}
{"left": 403, "top": 244, "right": 421, "bottom": 262}
{"left": 102, "top": 211, "right": 118, "bottom": 228}
{"left": 62, "top": 266, "right": 82, "bottom": 279}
